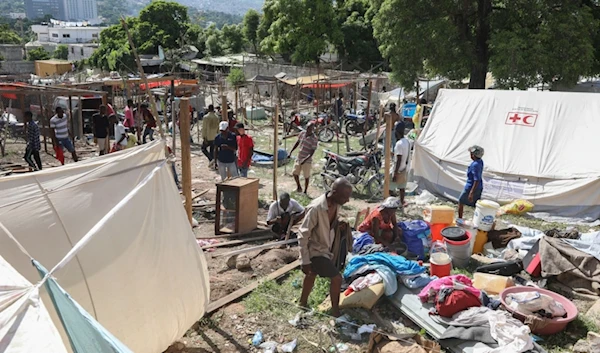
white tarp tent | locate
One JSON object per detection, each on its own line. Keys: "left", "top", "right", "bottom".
{"left": 413, "top": 89, "right": 600, "bottom": 220}
{"left": 379, "top": 80, "right": 447, "bottom": 107}
{"left": 0, "top": 141, "right": 210, "bottom": 352}
{"left": 0, "top": 254, "right": 68, "bottom": 353}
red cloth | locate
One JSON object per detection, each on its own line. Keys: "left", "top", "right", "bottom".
{"left": 107, "top": 104, "right": 115, "bottom": 116}
{"left": 54, "top": 145, "right": 64, "bottom": 165}
{"left": 358, "top": 208, "right": 394, "bottom": 233}
{"left": 236, "top": 134, "right": 254, "bottom": 167}
{"left": 435, "top": 289, "right": 481, "bottom": 318}
{"left": 228, "top": 118, "right": 238, "bottom": 132}
{"left": 124, "top": 106, "right": 134, "bottom": 128}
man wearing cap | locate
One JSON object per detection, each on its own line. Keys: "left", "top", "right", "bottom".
{"left": 214, "top": 120, "right": 238, "bottom": 181}
{"left": 390, "top": 122, "right": 410, "bottom": 206}
{"left": 235, "top": 122, "right": 254, "bottom": 177}
{"left": 289, "top": 121, "right": 319, "bottom": 194}
{"left": 458, "top": 145, "right": 485, "bottom": 219}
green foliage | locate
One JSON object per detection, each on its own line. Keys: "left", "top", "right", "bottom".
{"left": 373, "top": 0, "right": 599, "bottom": 89}
{"left": 136, "top": 1, "right": 190, "bottom": 54}
{"left": 227, "top": 67, "right": 246, "bottom": 86}
{"left": 204, "top": 24, "right": 224, "bottom": 57}
{"left": 53, "top": 45, "right": 69, "bottom": 60}
{"left": 222, "top": 24, "right": 246, "bottom": 54}
{"left": 0, "top": 24, "right": 22, "bottom": 44}
{"left": 0, "top": 0, "right": 25, "bottom": 14}
{"left": 27, "top": 47, "right": 50, "bottom": 61}
{"left": 335, "top": 0, "right": 384, "bottom": 71}
{"left": 185, "top": 24, "right": 206, "bottom": 56}
{"left": 188, "top": 8, "right": 244, "bottom": 29}
{"left": 260, "top": 0, "right": 342, "bottom": 64}
{"left": 89, "top": 18, "right": 137, "bottom": 73}
{"left": 97, "top": 0, "right": 142, "bottom": 25}
{"left": 243, "top": 9, "right": 261, "bottom": 53}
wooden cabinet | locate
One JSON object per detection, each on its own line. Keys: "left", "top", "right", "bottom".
{"left": 215, "top": 178, "right": 259, "bottom": 234}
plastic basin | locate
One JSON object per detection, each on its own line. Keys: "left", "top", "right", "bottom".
{"left": 499, "top": 286, "right": 578, "bottom": 335}
{"left": 441, "top": 226, "right": 467, "bottom": 241}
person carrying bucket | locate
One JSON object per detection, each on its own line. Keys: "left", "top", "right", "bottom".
{"left": 458, "top": 145, "right": 485, "bottom": 219}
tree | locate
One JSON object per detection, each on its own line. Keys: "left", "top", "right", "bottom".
{"left": 222, "top": 24, "right": 246, "bottom": 54}
{"left": 136, "top": 0, "right": 190, "bottom": 54}
{"left": 373, "top": 0, "right": 599, "bottom": 89}
{"left": 227, "top": 67, "right": 246, "bottom": 86}
{"left": 243, "top": 9, "right": 261, "bottom": 53}
{"left": 27, "top": 47, "right": 50, "bottom": 61}
{"left": 0, "top": 25, "right": 21, "bottom": 44}
{"left": 53, "top": 44, "right": 69, "bottom": 60}
{"left": 204, "top": 24, "right": 225, "bottom": 57}
{"left": 260, "top": 0, "right": 341, "bottom": 64}
{"left": 335, "top": 0, "right": 384, "bottom": 71}
{"left": 88, "top": 18, "right": 137, "bottom": 73}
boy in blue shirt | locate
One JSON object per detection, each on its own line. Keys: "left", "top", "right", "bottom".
{"left": 458, "top": 145, "right": 484, "bottom": 218}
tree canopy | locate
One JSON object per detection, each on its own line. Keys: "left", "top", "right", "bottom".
{"left": 53, "top": 45, "right": 69, "bottom": 60}
{"left": 243, "top": 9, "right": 261, "bottom": 54}
{"left": 27, "top": 47, "right": 51, "bottom": 61}
{"left": 372, "top": 0, "right": 599, "bottom": 89}
{"left": 0, "top": 25, "right": 22, "bottom": 44}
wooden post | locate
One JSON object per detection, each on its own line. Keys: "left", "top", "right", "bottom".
{"left": 120, "top": 18, "right": 163, "bottom": 138}
{"left": 235, "top": 86, "right": 239, "bottom": 117}
{"left": 374, "top": 105, "right": 382, "bottom": 151}
{"left": 365, "top": 80, "right": 373, "bottom": 118}
{"left": 180, "top": 98, "right": 193, "bottom": 224}
{"left": 383, "top": 112, "right": 392, "bottom": 198}
{"left": 77, "top": 95, "right": 83, "bottom": 139}
{"left": 68, "top": 96, "right": 75, "bottom": 142}
{"left": 354, "top": 80, "right": 358, "bottom": 112}
{"left": 221, "top": 95, "right": 228, "bottom": 121}
{"left": 273, "top": 105, "right": 279, "bottom": 201}
{"left": 39, "top": 95, "right": 48, "bottom": 153}
{"left": 170, "top": 96, "right": 176, "bottom": 157}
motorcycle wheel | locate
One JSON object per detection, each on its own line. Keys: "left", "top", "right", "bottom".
{"left": 366, "top": 174, "right": 384, "bottom": 200}
{"left": 345, "top": 121, "right": 358, "bottom": 136}
{"left": 318, "top": 128, "right": 334, "bottom": 142}
{"left": 321, "top": 172, "right": 336, "bottom": 191}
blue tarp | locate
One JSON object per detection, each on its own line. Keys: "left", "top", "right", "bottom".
{"left": 34, "top": 260, "right": 133, "bottom": 353}
{"left": 252, "top": 149, "right": 288, "bottom": 162}
{"left": 343, "top": 253, "right": 425, "bottom": 279}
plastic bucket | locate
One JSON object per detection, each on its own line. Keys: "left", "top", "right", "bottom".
{"left": 429, "top": 223, "right": 450, "bottom": 243}
{"left": 444, "top": 231, "right": 471, "bottom": 268}
{"left": 456, "top": 219, "right": 477, "bottom": 254}
{"left": 430, "top": 253, "right": 452, "bottom": 278}
{"left": 441, "top": 226, "right": 467, "bottom": 241}
{"left": 473, "top": 200, "right": 500, "bottom": 231}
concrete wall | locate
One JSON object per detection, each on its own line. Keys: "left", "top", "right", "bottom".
{"left": 0, "top": 45, "right": 25, "bottom": 62}
{"left": 0, "top": 61, "right": 35, "bottom": 75}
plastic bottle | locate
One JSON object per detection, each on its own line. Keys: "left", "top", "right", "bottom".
{"left": 252, "top": 330, "right": 263, "bottom": 346}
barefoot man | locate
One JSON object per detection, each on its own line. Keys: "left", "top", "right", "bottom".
{"left": 298, "top": 177, "right": 353, "bottom": 317}
{"left": 289, "top": 121, "right": 318, "bottom": 194}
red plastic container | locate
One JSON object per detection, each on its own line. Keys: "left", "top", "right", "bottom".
{"left": 500, "top": 287, "right": 578, "bottom": 335}
{"left": 429, "top": 223, "right": 450, "bottom": 243}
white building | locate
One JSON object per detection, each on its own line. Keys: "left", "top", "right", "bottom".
{"left": 68, "top": 43, "right": 98, "bottom": 61}
{"left": 27, "top": 21, "right": 104, "bottom": 61}
{"left": 63, "top": 0, "right": 97, "bottom": 22}
{"left": 8, "top": 13, "right": 27, "bottom": 19}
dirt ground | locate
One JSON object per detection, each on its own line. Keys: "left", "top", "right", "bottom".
{"left": 2, "top": 107, "right": 598, "bottom": 353}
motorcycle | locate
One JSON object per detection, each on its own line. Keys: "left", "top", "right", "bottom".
{"left": 344, "top": 111, "right": 376, "bottom": 136}
{"left": 284, "top": 111, "right": 337, "bottom": 143}
{"left": 321, "top": 148, "right": 384, "bottom": 199}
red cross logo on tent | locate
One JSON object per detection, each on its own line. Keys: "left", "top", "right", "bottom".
{"left": 506, "top": 112, "right": 538, "bottom": 127}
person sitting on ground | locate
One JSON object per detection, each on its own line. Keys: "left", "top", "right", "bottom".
{"left": 298, "top": 177, "right": 353, "bottom": 317}
{"left": 125, "top": 129, "right": 137, "bottom": 149}
{"left": 289, "top": 121, "right": 319, "bottom": 194}
{"left": 50, "top": 107, "right": 78, "bottom": 164}
{"left": 214, "top": 121, "right": 238, "bottom": 181}
{"left": 23, "top": 111, "right": 42, "bottom": 171}
{"left": 458, "top": 145, "right": 485, "bottom": 219}
{"left": 110, "top": 115, "right": 128, "bottom": 152}
{"left": 267, "top": 192, "right": 306, "bottom": 237}
{"left": 390, "top": 123, "right": 410, "bottom": 206}
{"left": 357, "top": 197, "right": 401, "bottom": 247}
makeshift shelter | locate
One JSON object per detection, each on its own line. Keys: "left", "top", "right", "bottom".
{"left": 413, "top": 89, "right": 600, "bottom": 220}
{"left": 379, "top": 80, "right": 447, "bottom": 107}
{"left": 0, "top": 141, "right": 210, "bottom": 352}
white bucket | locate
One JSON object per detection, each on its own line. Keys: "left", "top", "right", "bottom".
{"left": 472, "top": 200, "right": 500, "bottom": 231}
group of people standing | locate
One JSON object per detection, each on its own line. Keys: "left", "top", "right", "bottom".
{"left": 200, "top": 104, "right": 254, "bottom": 181}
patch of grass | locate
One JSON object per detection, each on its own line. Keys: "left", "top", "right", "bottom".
{"left": 450, "top": 267, "right": 474, "bottom": 278}
{"left": 291, "top": 191, "right": 313, "bottom": 207}
{"left": 540, "top": 314, "right": 598, "bottom": 352}
{"left": 258, "top": 197, "right": 270, "bottom": 210}
{"left": 244, "top": 270, "right": 330, "bottom": 317}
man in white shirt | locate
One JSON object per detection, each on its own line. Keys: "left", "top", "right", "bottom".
{"left": 267, "top": 192, "right": 305, "bottom": 236}
{"left": 110, "top": 116, "right": 128, "bottom": 152}
{"left": 50, "top": 107, "right": 78, "bottom": 163}
{"left": 391, "top": 123, "right": 410, "bottom": 206}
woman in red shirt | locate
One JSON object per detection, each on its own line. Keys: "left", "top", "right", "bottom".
{"left": 357, "top": 197, "right": 401, "bottom": 246}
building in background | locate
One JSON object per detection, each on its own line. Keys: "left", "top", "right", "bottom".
{"left": 25, "top": 0, "right": 98, "bottom": 22}
{"left": 25, "top": 0, "right": 65, "bottom": 20}
{"left": 27, "top": 20, "right": 105, "bottom": 62}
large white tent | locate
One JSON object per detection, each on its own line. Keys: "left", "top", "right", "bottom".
{"left": 0, "top": 141, "right": 210, "bottom": 352}
{"left": 413, "top": 89, "right": 600, "bottom": 220}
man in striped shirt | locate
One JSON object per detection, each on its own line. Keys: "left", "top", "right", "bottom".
{"left": 50, "top": 107, "right": 78, "bottom": 163}
{"left": 289, "top": 121, "right": 319, "bottom": 194}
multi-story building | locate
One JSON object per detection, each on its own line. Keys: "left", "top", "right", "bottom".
{"left": 27, "top": 20, "right": 104, "bottom": 62}
{"left": 24, "top": 0, "right": 98, "bottom": 21}
{"left": 25, "top": 0, "right": 65, "bottom": 20}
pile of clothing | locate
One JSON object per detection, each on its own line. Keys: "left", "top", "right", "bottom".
{"left": 352, "top": 232, "right": 387, "bottom": 255}
{"left": 343, "top": 253, "right": 425, "bottom": 296}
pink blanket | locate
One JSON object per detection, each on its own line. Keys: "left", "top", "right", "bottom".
{"left": 418, "top": 274, "right": 481, "bottom": 303}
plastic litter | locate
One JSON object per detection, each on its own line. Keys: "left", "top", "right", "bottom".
{"left": 415, "top": 190, "right": 437, "bottom": 205}
{"left": 330, "top": 343, "right": 349, "bottom": 352}
{"left": 252, "top": 330, "right": 263, "bottom": 346}
{"left": 280, "top": 339, "right": 297, "bottom": 352}
{"left": 258, "top": 341, "right": 278, "bottom": 353}
{"left": 357, "top": 324, "right": 376, "bottom": 335}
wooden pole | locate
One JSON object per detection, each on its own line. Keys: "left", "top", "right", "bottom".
{"left": 180, "top": 98, "right": 193, "bottom": 224}
{"left": 235, "top": 86, "right": 239, "bottom": 117}
{"left": 273, "top": 105, "right": 279, "bottom": 201}
{"left": 77, "top": 95, "right": 83, "bottom": 139}
{"left": 374, "top": 105, "right": 382, "bottom": 152}
{"left": 221, "top": 95, "right": 228, "bottom": 121}
{"left": 365, "top": 80, "right": 373, "bottom": 118}
{"left": 68, "top": 96, "right": 75, "bottom": 142}
{"left": 170, "top": 79, "right": 176, "bottom": 155}
{"left": 383, "top": 113, "right": 392, "bottom": 198}
{"left": 39, "top": 95, "right": 48, "bottom": 153}
{"left": 120, "top": 18, "right": 163, "bottom": 138}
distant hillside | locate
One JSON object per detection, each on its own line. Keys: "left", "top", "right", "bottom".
{"left": 177, "top": 0, "right": 263, "bottom": 15}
